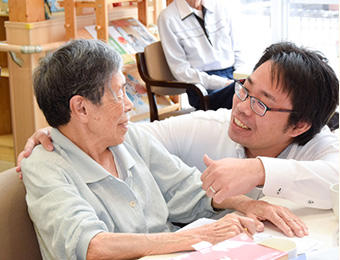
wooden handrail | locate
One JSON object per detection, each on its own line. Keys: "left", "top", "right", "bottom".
{"left": 0, "top": 41, "right": 65, "bottom": 54}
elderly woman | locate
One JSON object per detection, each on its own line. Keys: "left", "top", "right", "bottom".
{"left": 21, "top": 39, "right": 256, "bottom": 260}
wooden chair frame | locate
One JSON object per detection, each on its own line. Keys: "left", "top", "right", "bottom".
{"left": 136, "top": 43, "right": 208, "bottom": 121}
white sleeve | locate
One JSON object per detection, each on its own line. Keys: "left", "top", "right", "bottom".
{"left": 157, "top": 12, "right": 229, "bottom": 90}
{"left": 259, "top": 128, "right": 339, "bottom": 209}
{"left": 136, "top": 115, "right": 194, "bottom": 158}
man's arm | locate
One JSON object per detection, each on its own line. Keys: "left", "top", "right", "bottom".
{"left": 201, "top": 128, "right": 339, "bottom": 209}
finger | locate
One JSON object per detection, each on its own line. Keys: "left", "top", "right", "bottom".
{"left": 16, "top": 151, "right": 26, "bottom": 172}
{"left": 16, "top": 138, "right": 40, "bottom": 171}
{"left": 15, "top": 165, "right": 22, "bottom": 173}
{"left": 201, "top": 155, "right": 213, "bottom": 184}
{"left": 213, "top": 183, "right": 239, "bottom": 203}
{"left": 285, "top": 218, "right": 305, "bottom": 237}
{"left": 201, "top": 169, "right": 215, "bottom": 191}
{"left": 279, "top": 211, "right": 308, "bottom": 237}
{"left": 203, "top": 154, "right": 214, "bottom": 167}
{"left": 245, "top": 213, "right": 264, "bottom": 232}
{"left": 205, "top": 186, "right": 215, "bottom": 198}
{"left": 287, "top": 213, "right": 308, "bottom": 235}
{"left": 267, "top": 212, "right": 294, "bottom": 237}
{"left": 21, "top": 138, "right": 36, "bottom": 157}
{"left": 221, "top": 217, "right": 244, "bottom": 234}
{"left": 39, "top": 133, "right": 54, "bottom": 151}
{"left": 238, "top": 215, "right": 257, "bottom": 235}
{"left": 213, "top": 190, "right": 227, "bottom": 204}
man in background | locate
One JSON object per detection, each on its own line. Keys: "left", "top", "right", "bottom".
{"left": 158, "top": 0, "right": 245, "bottom": 110}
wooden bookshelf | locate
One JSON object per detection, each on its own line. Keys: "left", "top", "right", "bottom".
{"left": 5, "top": 1, "right": 165, "bottom": 160}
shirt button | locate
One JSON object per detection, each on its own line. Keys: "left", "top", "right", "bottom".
{"left": 129, "top": 201, "right": 136, "bottom": 208}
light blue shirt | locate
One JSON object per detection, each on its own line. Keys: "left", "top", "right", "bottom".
{"left": 22, "top": 124, "right": 216, "bottom": 260}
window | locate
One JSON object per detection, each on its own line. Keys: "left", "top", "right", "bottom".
{"left": 238, "top": 0, "right": 339, "bottom": 75}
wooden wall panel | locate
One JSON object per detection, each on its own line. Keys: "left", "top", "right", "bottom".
{"left": 8, "top": 0, "right": 45, "bottom": 22}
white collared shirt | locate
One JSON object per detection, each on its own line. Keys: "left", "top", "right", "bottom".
{"left": 138, "top": 109, "right": 339, "bottom": 209}
{"left": 157, "top": 0, "right": 245, "bottom": 90}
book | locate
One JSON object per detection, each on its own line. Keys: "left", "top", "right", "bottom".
{"left": 84, "top": 25, "right": 135, "bottom": 65}
{"left": 124, "top": 72, "right": 149, "bottom": 118}
{"left": 171, "top": 233, "right": 288, "bottom": 260}
{"left": 108, "top": 26, "right": 136, "bottom": 54}
{"left": 109, "top": 18, "right": 157, "bottom": 53}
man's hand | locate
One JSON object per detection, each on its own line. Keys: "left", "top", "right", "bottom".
{"left": 213, "top": 195, "right": 308, "bottom": 238}
{"left": 201, "top": 155, "right": 265, "bottom": 203}
{"left": 16, "top": 127, "right": 53, "bottom": 173}
{"left": 237, "top": 199, "right": 309, "bottom": 238}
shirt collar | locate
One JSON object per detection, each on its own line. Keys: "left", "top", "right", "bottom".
{"left": 175, "top": 0, "right": 214, "bottom": 20}
{"left": 236, "top": 142, "right": 294, "bottom": 159}
{"left": 235, "top": 143, "right": 247, "bottom": 158}
{"left": 51, "top": 128, "right": 136, "bottom": 184}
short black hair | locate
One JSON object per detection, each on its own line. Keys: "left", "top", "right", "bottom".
{"left": 254, "top": 42, "right": 339, "bottom": 145}
{"left": 33, "top": 39, "right": 122, "bottom": 128}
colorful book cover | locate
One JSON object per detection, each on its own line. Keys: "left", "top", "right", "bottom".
{"left": 46, "top": 0, "right": 64, "bottom": 12}
{"left": 84, "top": 25, "right": 135, "bottom": 65}
{"left": 110, "top": 18, "right": 157, "bottom": 53}
{"left": 172, "top": 233, "right": 287, "bottom": 260}
{"left": 124, "top": 73, "right": 149, "bottom": 118}
{"left": 108, "top": 26, "right": 136, "bottom": 54}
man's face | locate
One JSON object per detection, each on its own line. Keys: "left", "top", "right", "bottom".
{"left": 228, "top": 61, "right": 297, "bottom": 158}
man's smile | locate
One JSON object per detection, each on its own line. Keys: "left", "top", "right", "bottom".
{"left": 234, "top": 117, "right": 250, "bottom": 130}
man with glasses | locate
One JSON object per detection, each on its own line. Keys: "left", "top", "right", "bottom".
{"left": 157, "top": 0, "right": 245, "bottom": 110}
{"left": 19, "top": 42, "right": 338, "bottom": 238}
{"left": 141, "top": 42, "right": 339, "bottom": 211}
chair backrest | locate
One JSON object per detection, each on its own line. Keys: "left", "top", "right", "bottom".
{"left": 136, "top": 41, "right": 208, "bottom": 121}
{"left": 144, "top": 41, "right": 176, "bottom": 82}
{"left": 0, "top": 168, "right": 42, "bottom": 260}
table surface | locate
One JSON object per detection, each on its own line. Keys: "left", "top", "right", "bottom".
{"left": 140, "top": 196, "right": 339, "bottom": 259}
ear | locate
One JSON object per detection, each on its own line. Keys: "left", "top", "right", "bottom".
{"left": 69, "top": 95, "right": 89, "bottom": 123}
{"left": 289, "top": 121, "right": 312, "bottom": 138}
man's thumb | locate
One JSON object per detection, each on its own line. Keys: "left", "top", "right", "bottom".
{"left": 203, "top": 154, "right": 214, "bottom": 166}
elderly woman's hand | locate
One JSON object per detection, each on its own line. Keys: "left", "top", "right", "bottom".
{"left": 180, "top": 213, "right": 256, "bottom": 245}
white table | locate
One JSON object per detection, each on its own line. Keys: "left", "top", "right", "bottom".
{"left": 140, "top": 196, "right": 339, "bottom": 259}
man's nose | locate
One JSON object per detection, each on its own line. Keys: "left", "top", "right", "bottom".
{"left": 235, "top": 95, "right": 252, "bottom": 116}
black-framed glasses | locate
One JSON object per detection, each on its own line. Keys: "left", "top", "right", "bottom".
{"left": 235, "top": 80, "right": 295, "bottom": 117}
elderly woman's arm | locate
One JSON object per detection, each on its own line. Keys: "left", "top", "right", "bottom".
{"left": 86, "top": 213, "right": 256, "bottom": 260}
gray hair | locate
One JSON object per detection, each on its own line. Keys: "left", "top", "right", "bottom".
{"left": 33, "top": 39, "right": 123, "bottom": 127}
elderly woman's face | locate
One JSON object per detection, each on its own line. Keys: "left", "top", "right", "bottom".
{"left": 87, "top": 72, "right": 133, "bottom": 146}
